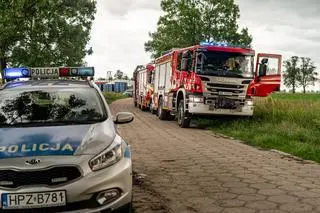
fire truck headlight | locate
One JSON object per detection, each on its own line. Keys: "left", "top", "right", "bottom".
{"left": 189, "top": 95, "right": 203, "bottom": 103}
{"left": 246, "top": 100, "right": 254, "bottom": 106}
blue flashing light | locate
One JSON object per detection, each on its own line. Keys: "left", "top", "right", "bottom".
{"left": 77, "top": 67, "right": 94, "bottom": 76}
{"left": 4, "top": 68, "right": 30, "bottom": 79}
{"left": 200, "top": 41, "right": 249, "bottom": 48}
{"left": 200, "top": 41, "right": 229, "bottom": 47}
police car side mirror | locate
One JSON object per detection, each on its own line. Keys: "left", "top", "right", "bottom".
{"left": 114, "top": 112, "right": 134, "bottom": 124}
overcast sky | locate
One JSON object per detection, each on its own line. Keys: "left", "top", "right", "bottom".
{"left": 85, "top": 0, "right": 320, "bottom": 91}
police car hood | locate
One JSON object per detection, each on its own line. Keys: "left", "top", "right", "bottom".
{"left": 0, "top": 120, "right": 116, "bottom": 158}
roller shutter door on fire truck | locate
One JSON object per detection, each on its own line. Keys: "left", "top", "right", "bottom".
{"left": 158, "top": 64, "right": 166, "bottom": 96}
{"left": 154, "top": 65, "right": 160, "bottom": 95}
{"left": 165, "top": 63, "right": 171, "bottom": 93}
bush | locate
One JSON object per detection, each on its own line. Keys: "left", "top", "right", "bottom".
{"left": 103, "top": 92, "right": 128, "bottom": 104}
{"left": 198, "top": 93, "right": 320, "bottom": 162}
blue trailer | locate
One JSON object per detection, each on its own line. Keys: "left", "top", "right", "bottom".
{"left": 114, "top": 82, "right": 127, "bottom": 93}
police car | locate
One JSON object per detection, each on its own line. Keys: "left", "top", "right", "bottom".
{"left": 0, "top": 67, "right": 134, "bottom": 212}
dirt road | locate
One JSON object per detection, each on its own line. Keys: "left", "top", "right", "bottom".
{"left": 111, "top": 98, "right": 320, "bottom": 213}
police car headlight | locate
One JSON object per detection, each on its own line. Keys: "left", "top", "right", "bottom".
{"left": 89, "top": 138, "right": 123, "bottom": 172}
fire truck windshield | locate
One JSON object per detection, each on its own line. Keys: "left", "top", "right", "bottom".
{"left": 195, "top": 51, "right": 254, "bottom": 78}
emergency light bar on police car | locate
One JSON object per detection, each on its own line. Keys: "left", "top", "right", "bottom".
{"left": 3, "top": 67, "right": 95, "bottom": 80}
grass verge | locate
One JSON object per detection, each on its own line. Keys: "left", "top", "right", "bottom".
{"left": 197, "top": 93, "right": 320, "bottom": 163}
{"left": 103, "top": 92, "right": 128, "bottom": 104}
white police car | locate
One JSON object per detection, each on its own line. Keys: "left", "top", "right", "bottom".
{"left": 0, "top": 67, "right": 134, "bottom": 213}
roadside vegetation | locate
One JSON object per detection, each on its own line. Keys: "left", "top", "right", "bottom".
{"left": 103, "top": 92, "right": 128, "bottom": 104}
{"left": 197, "top": 93, "right": 320, "bottom": 163}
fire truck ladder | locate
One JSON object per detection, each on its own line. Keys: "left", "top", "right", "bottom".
{"left": 161, "top": 48, "right": 181, "bottom": 56}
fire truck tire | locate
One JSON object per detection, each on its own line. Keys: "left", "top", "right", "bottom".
{"left": 177, "top": 100, "right": 191, "bottom": 128}
{"left": 158, "top": 97, "right": 169, "bottom": 120}
{"left": 140, "top": 104, "right": 146, "bottom": 111}
{"left": 150, "top": 107, "right": 157, "bottom": 114}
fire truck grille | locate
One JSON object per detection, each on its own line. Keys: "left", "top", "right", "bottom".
{"left": 205, "top": 82, "right": 247, "bottom": 98}
{"left": 0, "top": 166, "right": 81, "bottom": 188}
{"left": 207, "top": 83, "right": 245, "bottom": 89}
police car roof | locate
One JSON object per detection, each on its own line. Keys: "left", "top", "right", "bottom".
{"left": 1, "top": 79, "right": 94, "bottom": 90}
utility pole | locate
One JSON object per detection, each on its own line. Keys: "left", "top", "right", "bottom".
{"left": 107, "top": 71, "right": 112, "bottom": 82}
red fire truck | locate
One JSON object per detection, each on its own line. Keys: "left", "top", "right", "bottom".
{"left": 133, "top": 63, "right": 156, "bottom": 111}
{"left": 134, "top": 41, "right": 282, "bottom": 128}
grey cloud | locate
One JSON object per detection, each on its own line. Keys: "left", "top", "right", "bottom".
{"left": 101, "top": 0, "right": 160, "bottom": 16}
{"left": 237, "top": 0, "right": 320, "bottom": 30}
{"left": 101, "top": 0, "right": 133, "bottom": 16}
{"left": 236, "top": 0, "right": 320, "bottom": 67}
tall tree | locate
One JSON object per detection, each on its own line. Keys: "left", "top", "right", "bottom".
{"left": 297, "top": 57, "right": 317, "bottom": 93}
{"left": 283, "top": 56, "right": 300, "bottom": 93}
{"left": 0, "top": 0, "right": 96, "bottom": 82}
{"left": 145, "top": 0, "right": 252, "bottom": 58}
{"left": 123, "top": 75, "right": 129, "bottom": 80}
{"left": 114, "top": 70, "right": 124, "bottom": 80}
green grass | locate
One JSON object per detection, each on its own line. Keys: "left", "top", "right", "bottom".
{"left": 197, "top": 93, "right": 320, "bottom": 163}
{"left": 103, "top": 92, "right": 128, "bottom": 104}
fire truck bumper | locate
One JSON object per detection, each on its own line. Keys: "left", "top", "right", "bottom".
{"left": 187, "top": 101, "right": 254, "bottom": 116}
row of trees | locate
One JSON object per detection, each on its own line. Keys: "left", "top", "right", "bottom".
{"left": 145, "top": 0, "right": 318, "bottom": 94}
{"left": 145, "top": 0, "right": 252, "bottom": 58}
{"left": 283, "top": 56, "right": 318, "bottom": 93}
{"left": 0, "top": 0, "right": 96, "bottom": 83}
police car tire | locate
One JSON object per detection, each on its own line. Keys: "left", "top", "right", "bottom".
{"left": 177, "top": 100, "right": 190, "bottom": 128}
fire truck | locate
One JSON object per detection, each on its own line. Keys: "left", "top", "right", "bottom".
{"left": 134, "top": 41, "right": 282, "bottom": 128}
{"left": 133, "top": 63, "right": 156, "bottom": 112}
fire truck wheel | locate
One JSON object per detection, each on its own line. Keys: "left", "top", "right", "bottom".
{"left": 177, "top": 100, "right": 191, "bottom": 128}
{"left": 158, "top": 97, "right": 169, "bottom": 120}
{"left": 140, "top": 104, "right": 146, "bottom": 111}
{"left": 150, "top": 106, "right": 157, "bottom": 114}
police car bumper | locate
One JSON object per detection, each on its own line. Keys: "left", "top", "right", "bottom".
{"left": 187, "top": 101, "right": 254, "bottom": 116}
{"left": 0, "top": 155, "right": 132, "bottom": 213}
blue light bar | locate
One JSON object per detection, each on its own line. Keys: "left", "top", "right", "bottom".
{"left": 200, "top": 41, "right": 228, "bottom": 47}
{"left": 3, "top": 67, "right": 95, "bottom": 80}
{"left": 4, "top": 68, "right": 30, "bottom": 79}
{"left": 200, "top": 41, "right": 249, "bottom": 48}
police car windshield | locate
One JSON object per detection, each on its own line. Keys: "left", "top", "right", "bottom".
{"left": 0, "top": 88, "right": 106, "bottom": 126}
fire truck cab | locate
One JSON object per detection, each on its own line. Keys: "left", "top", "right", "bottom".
{"left": 137, "top": 41, "right": 282, "bottom": 128}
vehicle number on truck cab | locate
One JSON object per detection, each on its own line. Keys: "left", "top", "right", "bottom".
{"left": 1, "top": 190, "right": 66, "bottom": 209}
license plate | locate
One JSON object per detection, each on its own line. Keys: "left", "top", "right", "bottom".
{"left": 1, "top": 190, "right": 66, "bottom": 209}
{"left": 218, "top": 91, "right": 233, "bottom": 96}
